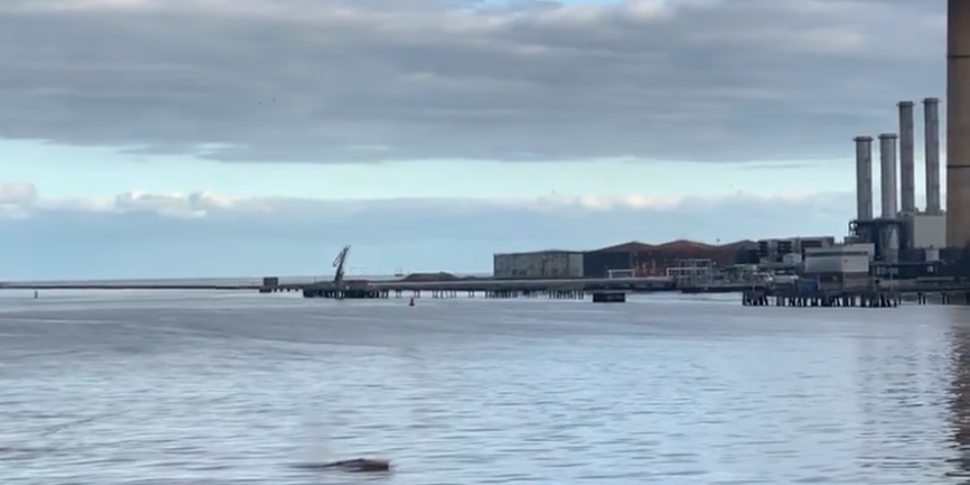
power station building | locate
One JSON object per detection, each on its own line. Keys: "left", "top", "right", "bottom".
{"left": 493, "top": 0, "right": 970, "bottom": 282}
{"left": 849, "top": 97, "right": 946, "bottom": 264}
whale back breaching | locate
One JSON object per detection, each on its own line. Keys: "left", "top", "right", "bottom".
{"left": 320, "top": 458, "right": 391, "bottom": 472}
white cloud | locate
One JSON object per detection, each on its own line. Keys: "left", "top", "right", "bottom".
{"left": 0, "top": 182, "right": 37, "bottom": 203}
{"left": 0, "top": 182, "right": 38, "bottom": 218}
{"left": 5, "top": 181, "right": 850, "bottom": 218}
{"left": 0, "top": 181, "right": 856, "bottom": 280}
{"left": 0, "top": 0, "right": 944, "bottom": 163}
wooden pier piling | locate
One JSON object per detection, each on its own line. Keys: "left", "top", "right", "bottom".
{"left": 742, "top": 287, "right": 970, "bottom": 308}
{"left": 302, "top": 287, "right": 588, "bottom": 300}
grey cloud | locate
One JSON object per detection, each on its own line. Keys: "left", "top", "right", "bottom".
{"left": 0, "top": 0, "right": 944, "bottom": 163}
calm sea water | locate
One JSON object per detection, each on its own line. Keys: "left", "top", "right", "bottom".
{"left": 2, "top": 291, "right": 970, "bottom": 484}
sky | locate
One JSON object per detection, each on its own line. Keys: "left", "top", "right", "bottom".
{"left": 0, "top": 0, "right": 948, "bottom": 280}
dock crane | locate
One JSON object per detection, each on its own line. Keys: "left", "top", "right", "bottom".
{"left": 332, "top": 244, "right": 351, "bottom": 289}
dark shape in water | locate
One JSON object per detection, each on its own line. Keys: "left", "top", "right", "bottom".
{"left": 309, "top": 458, "right": 392, "bottom": 473}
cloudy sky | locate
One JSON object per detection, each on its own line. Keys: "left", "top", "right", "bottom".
{"left": 0, "top": 0, "right": 947, "bottom": 280}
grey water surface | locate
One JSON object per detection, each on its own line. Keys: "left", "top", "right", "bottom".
{"left": 2, "top": 290, "right": 970, "bottom": 484}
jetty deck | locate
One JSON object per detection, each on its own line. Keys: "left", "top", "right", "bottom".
{"left": 0, "top": 276, "right": 681, "bottom": 298}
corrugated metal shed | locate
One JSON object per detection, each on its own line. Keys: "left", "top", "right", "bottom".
{"left": 582, "top": 251, "right": 637, "bottom": 278}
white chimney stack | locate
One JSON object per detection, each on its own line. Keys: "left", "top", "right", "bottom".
{"left": 898, "top": 101, "right": 916, "bottom": 213}
{"left": 924, "top": 97, "right": 942, "bottom": 213}
{"left": 879, "top": 133, "right": 898, "bottom": 218}
{"left": 854, "top": 136, "right": 874, "bottom": 220}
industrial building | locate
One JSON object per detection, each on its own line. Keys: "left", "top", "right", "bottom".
{"left": 580, "top": 240, "right": 755, "bottom": 278}
{"left": 492, "top": 250, "right": 584, "bottom": 279}
{"left": 491, "top": 1, "right": 970, "bottom": 286}
{"left": 842, "top": 0, "right": 970, "bottom": 271}
{"left": 754, "top": 237, "right": 836, "bottom": 265}
{"left": 492, "top": 240, "right": 759, "bottom": 279}
{"left": 802, "top": 243, "right": 874, "bottom": 290}
{"left": 949, "top": 0, "right": 970, "bottom": 248}
{"left": 849, "top": 97, "right": 945, "bottom": 266}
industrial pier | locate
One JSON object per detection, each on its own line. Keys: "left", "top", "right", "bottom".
{"left": 295, "top": 277, "right": 673, "bottom": 299}
{"left": 742, "top": 287, "right": 970, "bottom": 309}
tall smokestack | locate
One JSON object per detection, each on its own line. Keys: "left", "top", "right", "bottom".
{"left": 898, "top": 101, "right": 916, "bottom": 213}
{"left": 854, "top": 136, "right": 874, "bottom": 220}
{"left": 947, "top": 0, "right": 970, "bottom": 246}
{"left": 924, "top": 97, "right": 941, "bottom": 214}
{"left": 879, "top": 133, "right": 898, "bottom": 219}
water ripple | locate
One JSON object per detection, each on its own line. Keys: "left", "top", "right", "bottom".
{"left": 0, "top": 292, "right": 969, "bottom": 484}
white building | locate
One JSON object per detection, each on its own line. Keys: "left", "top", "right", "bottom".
{"left": 899, "top": 212, "right": 946, "bottom": 249}
{"left": 803, "top": 243, "right": 874, "bottom": 289}
{"left": 803, "top": 243, "right": 874, "bottom": 274}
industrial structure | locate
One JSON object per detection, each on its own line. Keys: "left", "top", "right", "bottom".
{"left": 493, "top": 0, "right": 970, "bottom": 294}
{"left": 492, "top": 240, "right": 758, "bottom": 280}
{"left": 492, "top": 75, "right": 954, "bottom": 292}
{"left": 580, "top": 240, "right": 752, "bottom": 278}
{"left": 752, "top": 237, "right": 836, "bottom": 266}
{"left": 802, "top": 243, "right": 874, "bottom": 290}
{"left": 847, "top": 96, "right": 946, "bottom": 275}
{"left": 949, "top": 0, "right": 970, "bottom": 248}
{"left": 790, "top": 0, "right": 965, "bottom": 289}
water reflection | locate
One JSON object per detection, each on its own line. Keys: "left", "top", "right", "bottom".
{"left": 851, "top": 310, "right": 952, "bottom": 481}
{"left": 948, "top": 309, "right": 970, "bottom": 481}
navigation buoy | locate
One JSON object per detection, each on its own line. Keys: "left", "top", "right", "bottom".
{"left": 408, "top": 297, "right": 415, "bottom": 307}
